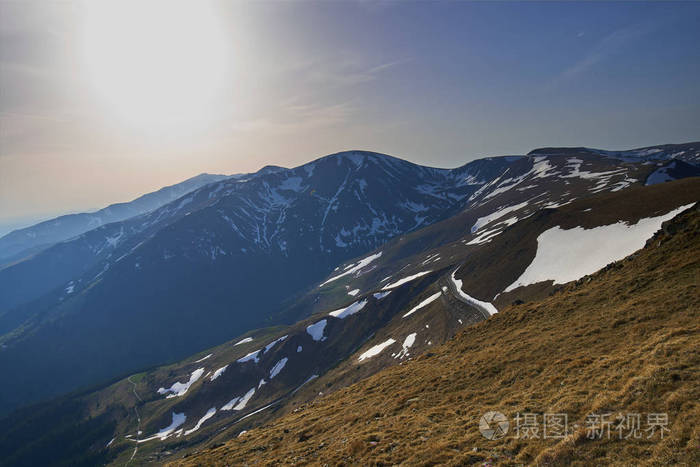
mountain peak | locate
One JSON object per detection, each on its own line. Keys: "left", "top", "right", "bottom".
{"left": 188, "top": 172, "right": 230, "bottom": 181}
{"left": 306, "top": 150, "right": 436, "bottom": 174}
{"left": 257, "top": 165, "right": 288, "bottom": 176}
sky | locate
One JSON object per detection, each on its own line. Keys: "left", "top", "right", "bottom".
{"left": 1, "top": 0, "right": 699, "bottom": 232}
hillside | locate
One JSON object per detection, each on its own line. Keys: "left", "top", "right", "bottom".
{"left": 0, "top": 177, "right": 696, "bottom": 466}
{"left": 174, "top": 203, "right": 700, "bottom": 466}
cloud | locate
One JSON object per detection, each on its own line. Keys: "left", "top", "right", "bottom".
{"left": 300, "top": 56, "right": 411, "bottom": 89}
{"left": 230, "top": 54, "right": 408, "bottom": 135}
{"left": 552, "top": 23, "right": 654, "bottom": 85}
{"left": 231, "top": 101, "right": 355, "bottom": 134}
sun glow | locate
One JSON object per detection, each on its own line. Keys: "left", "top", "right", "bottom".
{"left": 82, "top": 1, "right": 228, "bottom": 130}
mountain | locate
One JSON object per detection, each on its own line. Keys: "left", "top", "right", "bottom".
{"left": 275, "top": 145, "right": 699, "bottom": 324}
{"left": 0, "top": 173, "right": 230, "bottom": 267}
{"left": 530, "top": 141, "right": 700, "bottom": 164}
{"left": 0, "top": 172, "right": 696, "bottom": 465}
{"left": 0, "top": 151, "right": 514, "bottom": 414}
{"left": 177, "top": 200, "right": 700, "bottom": 466}
{"left": 0, "top": 144, "right": 696, "bottom": 419}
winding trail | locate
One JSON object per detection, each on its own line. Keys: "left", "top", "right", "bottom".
{"left": 125, "top": 375, "right": 143, "bottom": 465}
{"left": 440, "top": 275, "right": 493, "bottom": 321}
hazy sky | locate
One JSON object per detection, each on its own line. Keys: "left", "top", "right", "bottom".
{"left": 1, "top": 1, "right": 699, "bottom": 229}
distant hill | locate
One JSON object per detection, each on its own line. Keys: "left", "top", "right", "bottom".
{"left": 0, "top": 173, "right": 230, "bottom": 266}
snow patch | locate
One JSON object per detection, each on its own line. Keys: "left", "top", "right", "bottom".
{"left": 373, "top": 291, "right": 391, "bottom": 300}
{"left": 264, "top": 335, "right": 288, "bottom": 353}
{"left": 382, "top": 270, "right": 432, "bottom": 290}
{"left": 328, "top": 299, "right": 367, "bottom": 319}
{"left": 137, "top": 412, "right": 186, "bottom": 442}
{"left": 421, "top": 253, "right": 440, "bottom": 265}
{"left": 221, "top": 397, "right": 239, "bottom": 411}
{"left": 269, "top": 357, "right": 288, "bottom": 378}
{"left": 505, "top": 203, "right": 695, "bottom": 292}
{"left": 222, "top": 387, "right": 256, "bottom": 411}
{"left": 105, "top": 227, "right": 124, "bottom": 248}
{"left": 157, "top": 368, "right": 204, "bottom": 398}
{"left": 210, "top": 365, "right": 228, "bottom": 382}
{"left": 234, "top": 337, "right": 253, "bottom": 346}
{"left": 467, "top": 227, "right": 503, "bottom": 245}
{"left": 292, "top": 374, "right": 318, "bottom": 395}
{"left": 233, "top": 388, "right": 255, "bottom": 410}
{"left": 184, "top": 408, "right": 216, "bottom": 436}
{"left": 358, "top": 339, "right": 396, "bottom": 361}
{"left": 306, "top": 320, "right": 327, "bottom": 341}
{"left": 471, "top": 201, "right": 528, "bottom": 233}
{"left": 347, "top": 288, "right": 360, "bottom": 296}
{"left": 194, "top": 353, "right": 213, "bottom": 363}
{"left": 531, "top": 157, "right": 556, "bottom": 179}
{"left": 320, "top": 252, "right": 382, "bottom": 286}
{"left": 237, "top": 350, "right": 261, "bottom": 364}
{"left": 395, "top": 333, "right": 417, "bottom": 359}
{"left": 403, "top": 292, "right": 442, "bottom": 318}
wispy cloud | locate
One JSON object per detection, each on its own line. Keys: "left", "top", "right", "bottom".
{"left": 231, "top": 100, "right": 355, "bottom": 134}
{"left": 302, "top": 56, "right": 411, "bottom": 88}
{"left": 231, "top": 55, "right": 408, "bottom": 134}
{"left": 552, "top": 23, "right": 654, "bottom": 85}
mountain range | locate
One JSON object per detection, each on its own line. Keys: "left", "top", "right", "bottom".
{"left": 0, "top": 173, "right": 229, "bottom": 269}
{"left": 0, "top": 142, "right": 698, "bottom": 466}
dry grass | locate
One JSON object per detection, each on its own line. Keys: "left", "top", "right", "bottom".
{"left": 173, "top": 206, "right": 700, "bottom": 466}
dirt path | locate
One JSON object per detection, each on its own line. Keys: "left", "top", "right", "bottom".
{"left": 125, "top": 375, "right": 143, "bottom": 465}
{"left": 440, "top": 275, "right": 492, "bottom": 321}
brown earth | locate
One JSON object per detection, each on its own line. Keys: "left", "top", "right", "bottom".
{"left": 172, "top": 203, "right": 700, "bottom": 466}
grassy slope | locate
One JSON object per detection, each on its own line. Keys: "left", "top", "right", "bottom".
{"left": 175, "top": 205, "right": 700, "bottom": 466}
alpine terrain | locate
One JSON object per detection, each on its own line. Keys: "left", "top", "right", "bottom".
{"left": 0, "top": 142, "right": 698, "bottom": 466}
